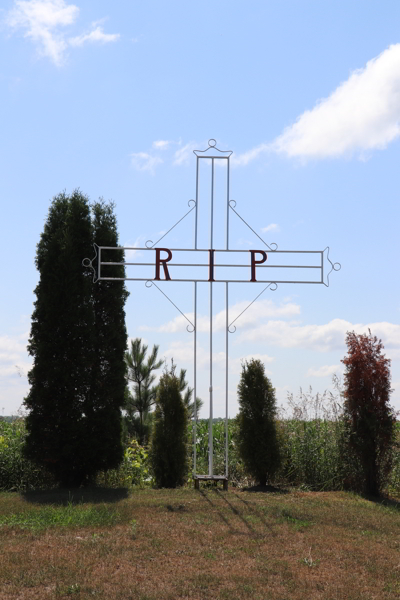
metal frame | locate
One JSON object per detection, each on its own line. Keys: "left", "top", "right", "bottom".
{"left": 83, "top": 139, "right": 341, "bottom": 486}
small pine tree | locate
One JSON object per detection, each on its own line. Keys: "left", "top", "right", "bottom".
{"left": 236, "top": 359, "right": 281, "bottom": 486}
{"left": 342, "top": 330, "right": 396, "bottom": 496}
{"left": 125, "top": 338, "right": 163, "bottom": 445}
{"left": 150, "top": 364, "right": 188, "bottom": 488}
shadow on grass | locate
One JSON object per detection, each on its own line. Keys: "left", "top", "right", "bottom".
{"left": 22, "top": 486, "right": 130, "bottom": 506}
{"left": 242, "top": 484, "right": 289, "bottom": 494}
{"left": 362, "top": 493, "right": 400, "bottom": 511}
{"left": 214, "top": 488, "right": 276, "bottom": 538}
{"left": 198, "top": 489, "right": 242, "bottom": 535}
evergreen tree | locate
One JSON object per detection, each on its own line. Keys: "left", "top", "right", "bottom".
{"left": 24, "top": 191, "right": 128, "bottom": 487}
{"left": 125, "top": 339, "right": 162, "bottom": 444}
{"left": 342, "top": 330, "right": 396, "bottom": 496}
{"left": 177, "top": 367, "right": 204, "bottom": 419}
{"left": 236, "top": 359, "right": 281, "bottom": 486}
{"left": 150, "top": 363, "right": 188, "bottom": 488}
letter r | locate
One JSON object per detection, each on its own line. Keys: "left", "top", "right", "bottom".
{"left": 155, "top": 248, "right": 173, "bottom": 281}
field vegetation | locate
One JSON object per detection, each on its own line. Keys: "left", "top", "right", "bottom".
{"left": 1, "top": 409, "right": 399, "bottom": 496}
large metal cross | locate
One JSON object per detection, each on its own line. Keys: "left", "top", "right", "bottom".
{"left": 83, "top": 139, "right": 340, "bottom": 488}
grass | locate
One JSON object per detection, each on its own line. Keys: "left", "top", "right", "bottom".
{"left": 0, "top": 502, "right": 121, "bottom": 531}
{"left": 0, "top": 486, "right": 399, "bottom": 599}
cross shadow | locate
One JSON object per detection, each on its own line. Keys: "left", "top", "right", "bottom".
{"left": 231, "top": 491, "right": 276, "bottom": 537}
{"left": 198, "top": 489, "right": 243, "bottom": 535}
{"left": 212, "top": 488, "right": 262, "bottom": 538}
{"left": 22, "top": 486, "right": 130, "bottom": 506}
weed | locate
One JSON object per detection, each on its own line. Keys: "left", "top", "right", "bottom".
{"left": 130, "top": 518, "right": 137, "bottom": 538}
{"left": 66, "top": 583, "right": 81, "bottom": 595}
{"left": 301, "top": 547, "right": 320, "bottom": 568}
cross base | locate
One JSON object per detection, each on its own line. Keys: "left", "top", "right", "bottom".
{"left": 193, "top": 475, "right": 228, "bottom": 491}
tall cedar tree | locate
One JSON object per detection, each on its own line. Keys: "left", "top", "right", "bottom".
{"left": 24, "top": 191, "right": 128, "bottom": 487}
{"left": 236, "top": 359, "right": 281, "bottom": 486}
{"left": 150, "top": 365, "right": 188, "bottom": 488}
{"left": 342, "top": 330, "right": 396, "bottom": 496}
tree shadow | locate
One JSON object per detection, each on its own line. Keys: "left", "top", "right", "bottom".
{"left": 242, "top": 484, "right": 290, "bottom": 494}
{"left": 21, "top": 486, "right": 130, "bottom": 506}
{"left": 361, "top": 493, "right": 400, "bottom": 511}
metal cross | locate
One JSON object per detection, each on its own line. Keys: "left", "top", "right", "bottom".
{"left": 83, "top": 139, "right": 341, "bottom": 487}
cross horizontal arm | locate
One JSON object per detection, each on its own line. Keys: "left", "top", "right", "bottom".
{"left": 98, "top": 277, "right": 323, "bottom": 284}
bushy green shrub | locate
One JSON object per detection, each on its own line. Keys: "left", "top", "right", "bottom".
{"left": 150, "top": 367, "right": 188, "bottom": 488}
{"left": 0, "top": 419, "right": 55, "bottom": 491}
{"left": 96, "top": 439, "right": 151, "bottom": 488}
{"left": 236, "top": 359, "right": 281, "bottom": 486}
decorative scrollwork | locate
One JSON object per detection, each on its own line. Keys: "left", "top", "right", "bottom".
{"left": 82, "top": 244, "right": 98, "bottom": 283}
{"left": 145, "top": 201, "right": 197, "bottom": 249}
{"left": 193, "top": 140, "right": 233, "bottom": 157}
{"left": 145, "top": 280, "right": 195, "bottom": 332}
{"left": 324, "top": 247, "right": 341, "bottom": 287}
{"left": 227, "top": 282, "right": 278, "bottom": 333}
{"left": 228, "top": 200, "right": 278, "bottom": 251}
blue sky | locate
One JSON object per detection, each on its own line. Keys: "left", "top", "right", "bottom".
{"left": 1, "top": 0, "right": 399, "bottom": 417}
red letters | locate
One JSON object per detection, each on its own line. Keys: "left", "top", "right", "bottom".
{"left": 250, "top": 250, "right": 267, "bottom": 282}
{"left": 153, "top": 248, "right": 267, "bottom": 282}
{"left": 155, "top": 248, "right": 172, "bottom": 281}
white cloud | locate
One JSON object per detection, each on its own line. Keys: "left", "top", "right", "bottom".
{"left": 230, "top": 354, "right": 274, "bottom": 375}
{"left": 231, "top": 143, "right": 269, "bottom": 167}
{"left": 273, "top": 44, "right": 400, "bottom": 160}
{"left": 240, "top": 318, "right": 400, "bottom": 353}
{"left": 306, "top": 364, "right": 341, "bottom": 378}
{"left": 0, "top": 333, "right": 31, "bottom": 413}
{"left": 152, "top": 140, "right": 172, "bottom": 150}
{"left": 162, "top": 341, "right": 273, "bottom": 374}
{"left": 173, "top": 142, "right": 197, "bottom": 166}
{"left": 0, "top": 334, "right": 28, "bottom": 358}
{"left": 5, "top": 0, "right": 119, "bottom": 66}
{"left": 261, "top": 223, "right": 280, "bottom": 233}
{"left": 69, "top": 25, "right": 119, "bottom": 47}
{"left": 231, "top": 44, "right": 400, "bottom": 164}
{"left": 6, "top": 0, "right": 78, "bottom": 65}
{"left": 130, "top": 152, "right": 163, "bottom": 175}
{"left": 141, "top": 299, "right": 301, "bottom": 334}
{"left": 123, "top": 236, "right": 145, "bottom": 261}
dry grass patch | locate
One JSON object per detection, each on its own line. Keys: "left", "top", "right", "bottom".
{"left": 0, "top": 487, "right": 399, "bottom": 599}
